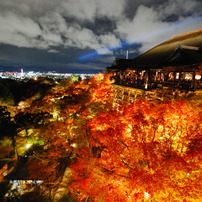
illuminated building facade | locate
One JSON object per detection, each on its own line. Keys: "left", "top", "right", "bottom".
{"left": 107, "top": 29, "right": 202, "bottom": 91}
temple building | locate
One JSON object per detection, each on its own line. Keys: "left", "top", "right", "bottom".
{"left": 107, "top": 28, "right": 202, "bottom": 91}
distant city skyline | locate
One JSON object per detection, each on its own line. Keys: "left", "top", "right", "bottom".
{"left": 0, "top": 69, "right": 94, "bottom": 82}
{"left": 0, "top": 0, "right": 202, "bottom": 73}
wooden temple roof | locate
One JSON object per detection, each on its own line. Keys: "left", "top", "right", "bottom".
{"left": 107, "top": 28, "right": 202, "bottom": 71}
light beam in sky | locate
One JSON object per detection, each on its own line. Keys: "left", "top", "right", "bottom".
{"left": 79, "top": 16, "right": 202, "bottom": 60}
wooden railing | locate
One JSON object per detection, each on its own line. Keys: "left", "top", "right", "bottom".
{"left": 112, "top": 84, "right": 199, "bottom": 107}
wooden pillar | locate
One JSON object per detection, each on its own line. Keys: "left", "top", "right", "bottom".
{"left": 146, "top": 69, "right": 151, "bottom": 89}
{"left": 192, "top": 69, "right": 196, "bottom": 90}
{"left": 173, "top": 71, "right": 177, "bottom": 88}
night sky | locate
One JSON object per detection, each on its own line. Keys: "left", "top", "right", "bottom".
{"left": 0, "top": 0, "right": 202, "bottom": 73}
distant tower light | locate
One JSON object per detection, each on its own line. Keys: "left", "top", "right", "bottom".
{"left": 21, "top": 68, "right": 24, "bottom": 77}
{"left": 126, "top": 50, "right": 129, "bottom": 59}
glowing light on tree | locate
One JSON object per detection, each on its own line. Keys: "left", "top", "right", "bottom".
{"left": 25, "top": 143, "right": 32, "bottom": 149}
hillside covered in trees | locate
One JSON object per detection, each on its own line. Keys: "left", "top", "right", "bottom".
{"left": 0, "top": 74, "right": 202, "bottom": 202}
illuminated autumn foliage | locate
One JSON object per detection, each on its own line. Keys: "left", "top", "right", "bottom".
{"left": 69, "top": 99, "right": 202, "bottom": 201}
{"left": 0, "top": 74, "right": 202, "bottom": 201}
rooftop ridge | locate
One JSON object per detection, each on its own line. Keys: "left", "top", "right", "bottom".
{"left": 161, "top": 28, "right": 202, "bottom": 45}
{"left": 171, "top": 28, "right": 202, "bottom": 40}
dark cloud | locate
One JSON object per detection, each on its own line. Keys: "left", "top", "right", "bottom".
{"left": 0, "top": 0, "right": 201, "bottom": 73}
